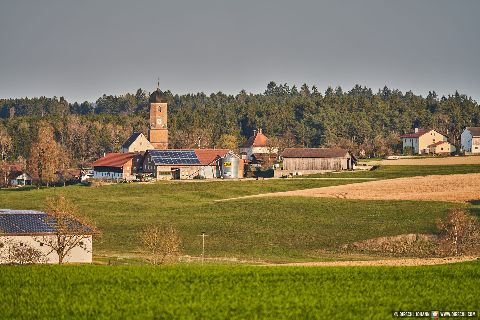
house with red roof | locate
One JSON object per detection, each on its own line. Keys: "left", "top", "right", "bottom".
{"left": 400, "top": 128, "right": 453, "bottom": 155}
{"left": 92, "top": 152, "right": 143, "bottom": 180}
{"left": 239, "top": 129, "right": 278, "bottom": 163}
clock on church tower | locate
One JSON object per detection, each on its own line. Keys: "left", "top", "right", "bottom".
{"left": 148, "top": 88, "right": 169, "bottom": 149}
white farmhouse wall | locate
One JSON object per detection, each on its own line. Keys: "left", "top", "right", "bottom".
{"left": 93, "top": 171, "right": 124, "bottom": 180}
{"left": 0, "top": 235, "right": 92, "bottom": 264}
{"left": 461, "top": 129, "right": 480, "bottom": 154}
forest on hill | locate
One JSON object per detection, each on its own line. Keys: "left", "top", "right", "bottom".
{"left": 0, "top": 82, "right": 479, "bottom": 168}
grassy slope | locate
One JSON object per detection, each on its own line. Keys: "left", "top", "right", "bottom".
{"left": 304, "top": 164, "right": 480, "bottom": 179}
{"left": 0, "top": 174, "right": 462, "bottom": 260}
{"left": 1, "top": 263, "right": 479, "bottom": 319}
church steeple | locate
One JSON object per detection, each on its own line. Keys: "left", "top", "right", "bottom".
{"left": 148, "top": 84, "right": 168, "bottom": 149}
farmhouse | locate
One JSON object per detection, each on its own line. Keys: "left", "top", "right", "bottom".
{"left": 400, "top": 128, "right": 450, "bottom": 154}
{"left": 121, "top": 132, "right": 154, "bottom": 153}
{"left": 143, "top": 149, "right": 244, "bottom": 180}
{"left": 8, "top": 171, "right": 32, "bottom": 187}
{"left": 426, "top": 141, "right": 456, "bottom": 155}
{"left": 0, "top": 209, "right": 92, "bottom": 264}
{"left": 239, "top": 129, "right": 278, "bottom": 164}
{"left": 92, "top": 152, "right": 143, "bottom": 180}
{"left": 461, "top": 127, "right": 480, "bottom": 154}
{"left": 278, "top": 148, "right": 356, "bottom": 176}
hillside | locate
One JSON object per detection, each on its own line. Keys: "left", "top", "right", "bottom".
{"left": 1, "top": 165, "right": 478, "bottom": 262}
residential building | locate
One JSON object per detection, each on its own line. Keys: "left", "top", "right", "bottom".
{"left": 121, "top": 132, "right": 154, "bottom": 153}
{"left": 400, "top": 128, "right": 448, "bottom": 154}
{"left": 461, "top": 127, "right": 480, "bottom": 154}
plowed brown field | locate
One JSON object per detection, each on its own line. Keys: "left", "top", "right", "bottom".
{"left": 221, "top": 173, "right": 480, "bottom": 202}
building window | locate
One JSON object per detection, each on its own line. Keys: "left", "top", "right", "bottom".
{"left": 0, "top": 243, "right": 3, "bottom": 248}
{"left": 40, "top": 242, "right": 44, "bottom": 247}
{"left": 158, "top": 106, "right": 162, "bottom": 112}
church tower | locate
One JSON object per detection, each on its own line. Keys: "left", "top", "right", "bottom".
{"left": 148, "top": 86, "right": 169, "bottom": 149}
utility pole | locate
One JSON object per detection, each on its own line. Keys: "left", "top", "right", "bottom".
{"left": 198, "top": 232, "right": 207, "bottom": 264}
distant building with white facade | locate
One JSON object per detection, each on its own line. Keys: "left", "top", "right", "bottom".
{"left": 461, "top": 127, "right": 480, "bottom": 154}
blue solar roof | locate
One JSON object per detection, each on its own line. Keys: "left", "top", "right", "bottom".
{"left": 0, "top": 209, "right": 92, "bottom": 235}
{"left": 149, "top": 150, "right": 201, "bottom": 165}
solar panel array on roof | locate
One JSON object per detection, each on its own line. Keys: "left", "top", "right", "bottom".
{"left": 0, "top": 210, "right": 93, "bottom": 235}
{"left": 150, "top": 150, "right": 201, "bottom": 165}
{"left": 0, "top": 214, "right": 55, "bottom": 234}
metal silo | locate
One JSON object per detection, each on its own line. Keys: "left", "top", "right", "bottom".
{"left": 221, "top": 154, "right": 241, "bottom": 178}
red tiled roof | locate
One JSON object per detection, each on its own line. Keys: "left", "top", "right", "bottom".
{"left": 466, "top": 127, "right": 480, "bottom": 137}
{"left": 242, "top": 130, "right": 269, "bottom": 148}
{"left": 194, "top": 149, "right": 229, "bottom": 165}
{"left": 282, "top": 148, "right": 351, "bottom": 158}
{"left": 400, "top": 128, "right": 430, "bottom": 138}
{"left": 92, "top": 153, "right": 137, "bottom": 168}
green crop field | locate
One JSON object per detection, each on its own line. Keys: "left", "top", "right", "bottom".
{"left": 0, "top": 176, "right": 464, "bottom": 261}
{"left": 0, "top": 262, "right": 479, "bottom": 319}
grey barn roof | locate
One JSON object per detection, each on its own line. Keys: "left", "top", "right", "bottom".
{"left": 0, "top": 209, "right": 93, "bottom": 235}
{"left": 282, "top": 148, "right": 353, "bottom": 158}
{"left": 121, "top": 132, "right": 143, "bottom": 149}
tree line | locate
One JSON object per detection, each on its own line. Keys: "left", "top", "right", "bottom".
{"left": 0, "top": 82, "right": 479, "bottom": 182}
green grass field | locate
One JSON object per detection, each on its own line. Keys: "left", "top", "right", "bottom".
{"left": 0, "top": 176, "right": 462, "bottom": 261}
{"left": 0, "top": 262, "right": 478, "bottom": 319}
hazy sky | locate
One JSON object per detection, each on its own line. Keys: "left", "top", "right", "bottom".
{"left": 1, "top": 0, "right": 479, "bottom": 102}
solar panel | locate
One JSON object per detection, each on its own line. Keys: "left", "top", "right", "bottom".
{"left": 0, "top": 210, "right": 93, "bottom": 235}
{"left": 150, "top": 150, "right": 201, "bottom": 165}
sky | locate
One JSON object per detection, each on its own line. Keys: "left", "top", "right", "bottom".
{"left": 0, "top": 0, "right": 479, "bottom": 103}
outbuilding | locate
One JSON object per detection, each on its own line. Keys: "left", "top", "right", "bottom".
{"left": 92, "top": 152, "right": 143, "bottom": 181}
{"left": 143, "top": 149, "right": 244, "bottom": 180}
{"left": 0, "top": 209, "right": 93, "bottom": 264}
{"left": 9, "top": 171, "right": 33, "bottom": 187}
{"left": 279, "top": 148, "right": 356, "bottom": 176}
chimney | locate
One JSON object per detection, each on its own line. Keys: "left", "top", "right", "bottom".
{"left": 253, "top": 129, "right": 257, "bottom": 136}
{"left": 258, "top": 128, "right": 263, "bottom": 134}
{"left": 414, "top": 128, "right": 419, "bottom": 133}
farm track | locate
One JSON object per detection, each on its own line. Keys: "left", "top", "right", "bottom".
{"left": 218, "top": 173, "right": 480, "bottom": 203}
{"left": 362, "top": 156, "right": 480, "bottom": 166}
{"left": 269, "top": 256, "right": 478, "bottom": 267}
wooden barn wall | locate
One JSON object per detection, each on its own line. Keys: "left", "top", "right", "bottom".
{"left": 283, "top": 157, "right": 347, "bottom": 171}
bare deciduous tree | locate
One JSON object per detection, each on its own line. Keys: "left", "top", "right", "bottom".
{"left": 436, "top": 208, "right": 480, "bottom": 256}
{"left": 140, "top": 224, "right": 182, "bottom": 265}
{"left": 35, "top": 196, "right": 96, "bottom": 264}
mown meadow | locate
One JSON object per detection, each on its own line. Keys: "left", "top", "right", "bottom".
{"left": 1, "top": 165, "right": 476, "bottom": 261}
{"left": 0, "top": 262, "right": 479, "bottom": 319}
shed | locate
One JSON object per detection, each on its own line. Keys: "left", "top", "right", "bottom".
{"left": 0, "top": 209, "right": 93, "bottom": 264}
{"left": 281, "top": 148, "right": 356, "bottom": 173}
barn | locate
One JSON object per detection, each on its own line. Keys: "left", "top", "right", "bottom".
{"left": 279, "top": 148, "right": 356, "bottom": 176}
{"left": 0, "top": 209, "right": 93, "bottom": 264}
{"left": 92, "top": 152, "right": 143, "bottom": 181}
{"left": 143, "top": 149, "right": 244, "bottom": 180}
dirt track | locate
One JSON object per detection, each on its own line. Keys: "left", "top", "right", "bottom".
{"left": 362, "top": 156, "right": 480, "bottom": 166}
{"left": 270, "top": 256, "right": 478, "bottom": 267}
{"left": 219, "top": 173, "right": 480, "bottom": 203}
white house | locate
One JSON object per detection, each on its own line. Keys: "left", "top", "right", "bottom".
{"left": 8, "top": 171, "right": 32, "bottom": 186}
{"left": 400, "top": 128, "right": 449, "bottom": 154}
{"left": 0, "top": 209, "right": 93, "bottom": 264}
{"left": 461, "top": 127, "right": 480, "bottom": 154}
{"left": 239, "top": 129, "right": 278, "bottom": 163}
{"left": 121, "top": 132, "right": 154, "bottom": 153}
